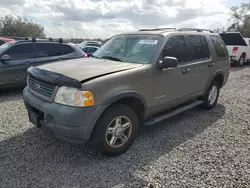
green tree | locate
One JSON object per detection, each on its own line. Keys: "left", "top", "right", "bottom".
{"left": 228, "top": 3, "right": 250, "bottom": 37}
{"left": 0, "top": 15, "right": 46, "bottom": 38}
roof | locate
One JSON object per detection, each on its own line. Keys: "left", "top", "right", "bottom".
{"left": 119, "top": 28, "right": 217, "bottom": 36}
{"left": 0, "top": 37, "right": 15, "bottom": 42}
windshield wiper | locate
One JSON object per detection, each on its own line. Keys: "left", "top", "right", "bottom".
{"left": 100, "top": 56, "right": 124, "bottom": 62}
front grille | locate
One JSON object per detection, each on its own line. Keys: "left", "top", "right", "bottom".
{"left": 28, "top": 76, "right": 56, "bottom": 99}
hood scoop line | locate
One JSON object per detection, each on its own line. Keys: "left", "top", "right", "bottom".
{"left": 80, "top": 67, "right": 136, "bottom": 83}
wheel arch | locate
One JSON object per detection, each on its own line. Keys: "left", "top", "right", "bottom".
{"left": 203, "top": 71, "right": 224, "bottom": 95}
{"left": 85, "top": 91, "right": 148, "bottom": 140}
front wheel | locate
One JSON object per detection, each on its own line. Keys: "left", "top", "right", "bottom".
{"left": 200, "top": 80, "right": 220, "bottom": 110}
{"left": 90, "top": 104, "right": 139, "bottom": 156}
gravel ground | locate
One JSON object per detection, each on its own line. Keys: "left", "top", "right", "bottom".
{"left": 0, "top": 66, "right": 250, "bottom": 188}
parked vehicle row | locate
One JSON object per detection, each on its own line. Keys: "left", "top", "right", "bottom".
{"left": 0, "top": 38, "right": 87, "bottom": 89}
{"left": 23, "top": 28, "right": 230, "bottom": 156}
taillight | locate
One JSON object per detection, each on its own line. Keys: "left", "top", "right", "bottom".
{"left": 82, "top": 54, "right": 88, "bottom": 58}
{"left": 228, "top": 63, "right": 231, "bottom": 72}
{"left": 232, "top": 47, "right": 238, "bottom": 52}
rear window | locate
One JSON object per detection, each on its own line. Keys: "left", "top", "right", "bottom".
{"left": 210, "top": 35, "right": 228, "bottom": 57}
{"left": 219, "top": 33, "right": 247, "bottom": 46}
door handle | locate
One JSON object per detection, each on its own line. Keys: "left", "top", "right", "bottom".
{"left": 208, "top": 62, "right": 214, "bottom": 67}
{"left": 25, "top": 61, "right": 31, "bottom": 65}
{"left": 182, "top": 68, "right": 190, "bottom": 74}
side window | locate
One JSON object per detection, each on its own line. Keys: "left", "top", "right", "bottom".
{"left": 210, "top": 35, "right": 228, "bottom": 57}
{"left": 36, "top": 43, "right": 74, "bottom": 57}
{"left": 163, "top": 35, "right": 187, "bottom": 63}
{"left": 58, "top": 44, "right": 74, "bottom": 55}
{"left": 188, "top": 35, "right": 210, "bottom": 61}
{"left": 6, "top": 43, "right": 34, "bottom": 59}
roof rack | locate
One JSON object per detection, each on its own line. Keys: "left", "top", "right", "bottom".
{"left": 138, "top": 28, "right": 213, "bottom": 33}
{"left": 138, "top": 28, "right": 176, "bottom": 31}
{"left": 176, "top": 28, "right": 213, "bottom": 33}
{"left": 14, "top": 37, "right": 64, "bottom": 44}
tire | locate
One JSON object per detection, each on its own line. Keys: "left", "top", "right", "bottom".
{"left": 200, "top": 80, "right": 220, "bottom": 110}
{"left": 90, "top": 104, "right": 139, "bottom": 156}
{"left": 236, "top": 54, "right": 245, "bottom": 67}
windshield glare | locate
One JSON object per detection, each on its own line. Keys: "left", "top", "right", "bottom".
{"left": 93, "top": 35, "right": 163, "bottom": 64}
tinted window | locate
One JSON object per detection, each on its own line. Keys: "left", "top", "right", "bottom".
{"left": 0, "top": 40, "right": 5, "bottom": 46}
{"left": 210, "top": 35, "right": 228, "bottom": 57}
{"left": 163, "top": 35, "right": 187, "bottom": 63}
{"left": 36, "top": 43, "right": 74, "bottom": 57}
{"left": 219, "top": 33, "right": 247, "bottom": 46}
{"left": 88, "top": 47, "right": 98, "bottom": 53}
{"left": 6, "top": 43, "right": 34, "bottom": 59}
{"left": 188, "top": 35, "right": 210, "bottom": 61}
{"left": 83, "top": 47, "right": 89, "bottom": 53}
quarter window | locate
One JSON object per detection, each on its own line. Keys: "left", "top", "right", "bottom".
{"left": 210, "top": 35, "right": 228, "bottom": 57}
{"left": 163, "top": 35, "right": 188, "bottom": 63}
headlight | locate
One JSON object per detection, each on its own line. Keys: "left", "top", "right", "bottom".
{"left": 54, "top": 86, "right": 94, "bottom": 107}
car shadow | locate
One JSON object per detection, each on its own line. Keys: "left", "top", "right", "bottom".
{"left": 0, "top": 87, "right": 24, "bottom": 103}
{"left": 0, "top": 104, "right": 225, "bottom": 188}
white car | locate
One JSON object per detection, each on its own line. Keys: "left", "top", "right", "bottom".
{"left": 219, "top": 32, "right": 250, "bottom": 66}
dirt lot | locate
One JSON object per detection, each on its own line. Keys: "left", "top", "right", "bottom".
{"left": 0, "top": 66, "right": 250, "bottom": 188}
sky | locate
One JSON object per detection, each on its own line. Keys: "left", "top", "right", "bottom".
{"left": 0, "top": 0, "right": 249, "bottom": 39}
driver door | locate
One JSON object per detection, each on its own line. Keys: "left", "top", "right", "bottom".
{"left": 0, "top": 43, "right": 35, "bottom": 87}
{"left": 151, "top": 35, "right": 195, "bottom": 112}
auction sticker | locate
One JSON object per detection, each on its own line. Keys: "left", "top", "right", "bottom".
{"left": 139, "top": 40, "right": 158, "bottom": 45}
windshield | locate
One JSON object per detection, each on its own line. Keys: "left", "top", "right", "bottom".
{"left": 93, "top": 34, "right": 164, "bottom": 64}
{"left": 0, "top": 42, "right": 13, "bottom": 53}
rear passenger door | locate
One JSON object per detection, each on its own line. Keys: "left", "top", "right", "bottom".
{"left": 0, "top": 43, "right": 35, "bottom": 85}
{"left": 186, "top": 35, "right": 212, "bottom": 94}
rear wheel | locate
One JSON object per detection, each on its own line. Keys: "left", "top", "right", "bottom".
{"left": 200, "top": 80, "right": 220, "bottom": 109}
{"left": 236, "top": 54, "right": 245, "bottom": 67}
{"left": 90, "top": 104, "right": 139, "bottom": 156}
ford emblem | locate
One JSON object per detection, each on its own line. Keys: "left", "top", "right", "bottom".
{"left": 35, "top": 83, "right": 41, "bottom": 89}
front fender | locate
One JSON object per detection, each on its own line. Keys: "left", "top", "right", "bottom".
{"left": 102, "top": 90, "right": 148, "bottom": 116}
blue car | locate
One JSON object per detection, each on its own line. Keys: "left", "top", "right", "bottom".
{"left": 81, "top": 46, "right": 99, "bottom": 56}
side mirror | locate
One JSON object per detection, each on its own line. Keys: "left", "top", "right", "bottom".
{"left": 158, "top": 56, "right": 178, "bottom": 70}
{"left": 1, "top": 54, "right": 10, "bottom": 62}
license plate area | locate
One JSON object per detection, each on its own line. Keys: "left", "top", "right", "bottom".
{"left": 29, "top": 111, "right": 40, "bottom": 127}
{"left": 27, "top": 104, "right": 44, "bottom": 128}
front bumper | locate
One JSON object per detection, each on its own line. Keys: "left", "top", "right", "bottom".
{"left": 23, "top": 87, "right": 107, "bottom": 143}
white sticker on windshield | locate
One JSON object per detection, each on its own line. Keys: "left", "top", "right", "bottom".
{"left": 139, "top": 40, "right": 158, "bottom": 45}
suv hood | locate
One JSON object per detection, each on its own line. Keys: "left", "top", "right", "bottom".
{"left": 38, "top": 58, "right": 143, "bottom": 82}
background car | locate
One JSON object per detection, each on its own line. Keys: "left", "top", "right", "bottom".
{"left": 0, "top": 37, "right": 15, "bottom": 46}
{"left": 219, "top": 32, "right": 250, "bottom": 66}
{"left": 81, "top": 45, "right": 99, "bottom": 56}
{"left": 79, "top": 41, "right": 102, "bottom": 49}
{"left": 0, "top": 38, "right": 87, "bottom": 89}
